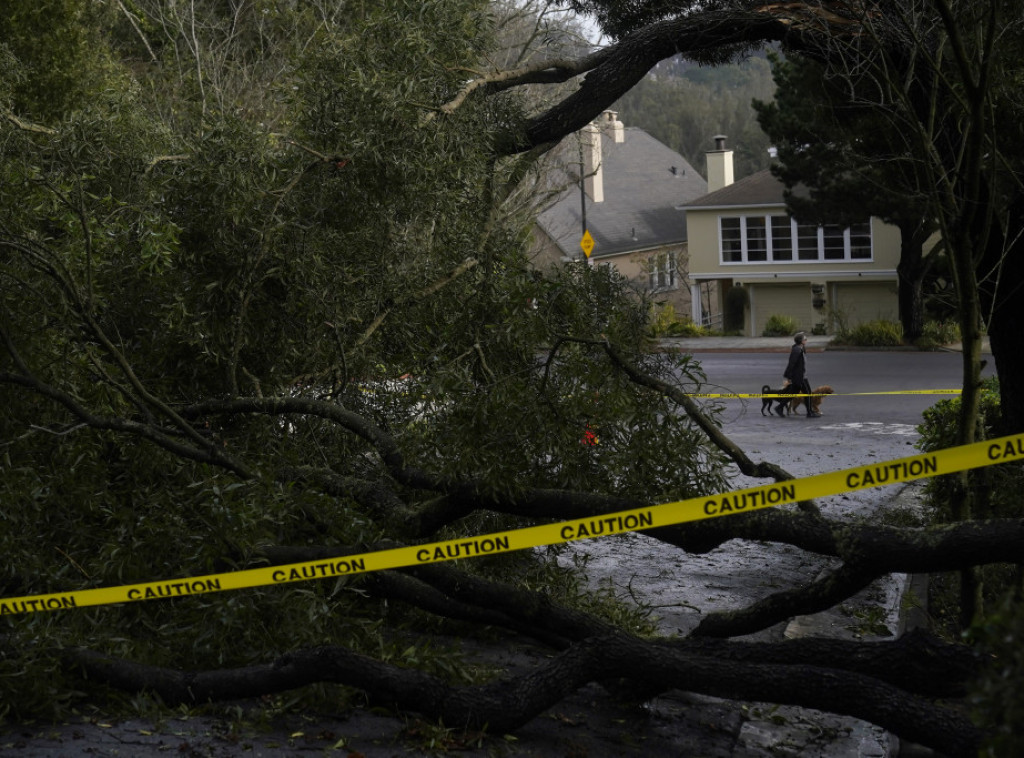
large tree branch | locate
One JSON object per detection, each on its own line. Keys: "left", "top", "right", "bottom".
{"left": 693, "top": 517, "right": 1024, "bottom": 637}
{"left": 260, "top": 543, "right": 980, "bottom": 697}
{"left": 493, "top": 5, "right": 873, "bottom": 153}
{"left": 65, "top": 630, "right": 982, "bottom": 756}
{"left": 591, "top": 338, "right": 822, "bottom": 515}
{"left": 0, "top": 364, "right": 256, "bottom": 480}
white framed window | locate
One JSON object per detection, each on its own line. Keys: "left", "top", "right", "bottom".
{"left": 770, "top": 215, "right": 793, "bottom": 260}
{"left": 718, "top": 215, "right": 873, "bottom": 263}
{"left": 648, "top": 251, "right": 678, "bottom": 290}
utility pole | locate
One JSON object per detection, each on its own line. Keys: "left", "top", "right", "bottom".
{"left": 579, "top": 136, "right": 587, "bottom": 240}
{"left": 578, "top": 132, "right": 594, "bottom": 267}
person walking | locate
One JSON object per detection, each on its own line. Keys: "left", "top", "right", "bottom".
{"left": 778, "top": 332, "right": 820, "bottom": 418}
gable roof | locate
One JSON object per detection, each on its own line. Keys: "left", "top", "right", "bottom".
{"left": 535, "top": 127, "right": 707, "bottom": 258}
{"left": 683, "top": 168, "right": 809, "bottom": 210}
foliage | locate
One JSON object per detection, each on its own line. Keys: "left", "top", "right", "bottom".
{"left": 969, "top": 593, "right": 1024, "bottom": 758}
{"left": 612, "top": 55, "right": 776, "bottom": 178}
{"left": 753, "top": 52, "right": 940, "bottom": 342}
{"left": 835, "top": 320, "right": 903, "bottom": 347}
{"left": 916, "top": 378, "right": 1023, "bottom": 628}
{"left": 762, "top": 314, "right": 797, "bottom": 337}
{"left": 917, "top": 377, "right": 1002, "bottom": 464}
{"left": 915, "top": 320, "right": 962, "bottom": 349}
{"left": 753, "top": 53, "right": 933, "bottom": 232}
{"left": 0, "top": 0, "right": 119, "bottom": 120}
{"left": 0, "top": 0, "right": 730, "bottom": 721}
{"left": 648, "top": 303, "right": 706, "bottom": 337}
{"left": 921, "top": 378, "right": 1024, "bottom": 753}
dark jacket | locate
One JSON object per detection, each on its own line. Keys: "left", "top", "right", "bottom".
{"left": 784, "top": 343, "right": 806, "bottom": 386}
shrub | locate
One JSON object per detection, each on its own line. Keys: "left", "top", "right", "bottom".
{"left": 916, "top": 376, "right": 1000, "bottom": 456}
{"left": 668, "top": 319, "right": 707, "bottom": 337}
{"left": 648, "top": 304, "right": 707, "bottom": 337}
{"left": 921, "top": 319, "right": 961, "bottom": 345}
{"left": 763, "top": 314, "right": 798, "bottom": 337}
{"left": 970, "top": 594, "right": 1024, "bottom": 758}
{"left": 648, "top": 303, "right": 678, "bottom": 337}
{"left": 916, "top": 376, "right": 1014, "bottom": 521}
{"left": 840, "top": 319, "right": 903, "bottom": 346}
{"left": 917, "top": 378, "right": 1024, "bottom": 754}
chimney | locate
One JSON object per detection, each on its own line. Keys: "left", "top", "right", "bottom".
{"left": 581, "top": 123, "right": 604, "bottom": 203}
{"left": 706, "top": 134, "right": 734, "bottom": 193}
{"left": 602, "top": 109, "right": 625, "bottom": 143}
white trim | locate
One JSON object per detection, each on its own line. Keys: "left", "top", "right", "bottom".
{"left": 587, "top": 242, "right": 684, "bottom": 259}
{"left": 647, "top": 250, "right": 678, "bottom": 291}
{"left": 683, "top": 202, "right": 780, "bottom": 212}
{"left": 691, "top": 270, "right": 896, "bottom": 282}
{"left": 718, "top": 214, "right": 873, "bottom": 264}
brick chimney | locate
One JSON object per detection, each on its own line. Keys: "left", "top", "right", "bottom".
{"left": 706, "top": 134, "right": 734, "bottom": 193}
{"left": 602, "top": 109, "right": 625, "bottom": 143}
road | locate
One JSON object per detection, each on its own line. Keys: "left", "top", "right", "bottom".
{"left": 692, "top": 348, "right": 987, "bottom": 422}
{"left": 565, "top": 347, "right": 996, "bottom": 757}
{"left": 680, "top": 349, "right": 995, "bottom": 484}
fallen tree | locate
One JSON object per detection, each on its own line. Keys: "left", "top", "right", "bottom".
{"left": 2, "top": 1, "right": 1020, "bottom": 755}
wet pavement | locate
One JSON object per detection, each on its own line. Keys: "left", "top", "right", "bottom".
{"left": 657, "top": 334, "right": 989, "bottom": 354}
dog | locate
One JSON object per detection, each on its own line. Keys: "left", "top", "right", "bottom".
{"left": 784, "top": 385, "right": 835, "bottom": 416}
{"left": 761, "top": 382, "right": 798, "bottom": 416}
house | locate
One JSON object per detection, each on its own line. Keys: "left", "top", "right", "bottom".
{"left": 684, "top": 137, "right": 901, "bottom": 335}
{"left": 531, "top": 111, "right": 712, "bottom": 318}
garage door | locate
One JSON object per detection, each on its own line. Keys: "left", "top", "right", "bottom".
{"left": 750, "top": 284, "right": 815, "bottom": 336}
{"left": 831, "top": 282, "right": 898, "bottom": 328}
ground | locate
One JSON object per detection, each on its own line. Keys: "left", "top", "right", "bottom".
{"left": 0, "top": 485, "right": 925, "bottom": 758}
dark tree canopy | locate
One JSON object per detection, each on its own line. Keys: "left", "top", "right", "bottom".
{"left": 1, "top": 1, "right": 1023, "bottom": 755}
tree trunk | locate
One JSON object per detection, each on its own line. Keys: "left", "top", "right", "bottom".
{"left": 980, "top": 187, "right": 1024, "bottom": 435}
{"left": 65, "top": 631, "right": 984, "bottom": 757}
{"left": 895, "top": 220, "right": 930, "bottom": 342}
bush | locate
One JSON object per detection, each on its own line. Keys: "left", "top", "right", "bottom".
{"left": 839, "top": 319, "right": 903, "bottom": 346}
{"left": 916, "top": 376, "right": 1016, "bottom": 521}
{"left": 669, "top": 319, "right": 707, "bottom": 337}
{"left": 648, "top": 304, "right": 677, "bottom": 337}
{"left": 970, "top": 594, "right": 1024, "bottom": 758}
{"left": 918, "top": 379, "right": 1024, "bottom": 754}
{"left": 922, "top": 319, "right": 962, "bottom": 345}
{"left": 648, "top": 304, "right": 707, "bottom": 337}
{"left": 916, "top": 375, "right": 1000, "bottom": 457}
{"left": 762, "top": 314, "right": 798, "bottom": 337}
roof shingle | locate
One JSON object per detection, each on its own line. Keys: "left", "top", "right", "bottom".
{"left": 536, "top": 127, "right": 707, "bottom": 258}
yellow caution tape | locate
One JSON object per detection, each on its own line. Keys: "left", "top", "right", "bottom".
{"left": 4, "top": 433, "right": 1023, "bottom": 616}
{"left": 688, "top": 389, "right": 962, "bottom": 398}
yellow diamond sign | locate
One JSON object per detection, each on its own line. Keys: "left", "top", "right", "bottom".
{"left": 580, "top": 230, "right": 595, "bottom": 258}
